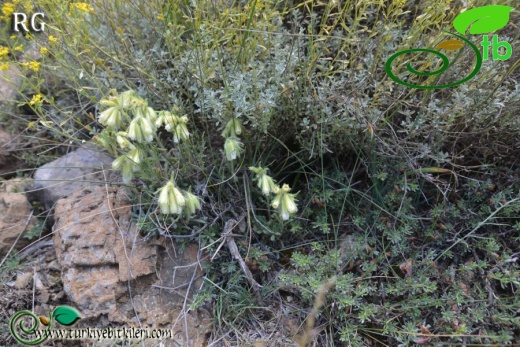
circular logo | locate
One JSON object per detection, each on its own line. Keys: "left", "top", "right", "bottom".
{"left": 385, "top": 31, "right": 482, "bottom": 89}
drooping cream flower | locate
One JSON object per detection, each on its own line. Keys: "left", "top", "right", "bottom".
{"left": 173, "top": 116, "right": 190, "bottom": 143}
{"left": 154, "top": 110, "right": 167, "bottom": 128}
{"left": 116, "top": 132, "right": 132, "bottom": 149}
{"left": 162, "top": 112, "right": 176, "bottom": 131}
{"left": 112, "top": 155, "right": 135, "bottom": 183}
{"left": 183, "top": 190, "right": 201, "bottom": 215}
{"left": 271, "top": 183, "right": 298, "bottom": 220}
{"left": 144, "top": 106, "right": 157, "bottom": 123}
{"left": 127, "top": 147, "right": 142, "bottom": 166}
{"left": 118, "top": 90, "right": 138, "bottom": 109}
{"left": 98, "top": 106, "right": 122, "bottom": 128}
{"left": 161, "top": 112, "right": 190, "bottom": 143}
{"left": 224, "top": 136, "right": 244, "bottom": 161}
{"left": 157, "top": 181, "right": 186, "bottom": 215}
{"left": 249, "top": 166, "right": 277, "bottom": 196}
{"left": 221, "top": 118, "right": 243, "bottom": 137}
{"left": 128, "top": 116, "right": 154, "bottom": 143}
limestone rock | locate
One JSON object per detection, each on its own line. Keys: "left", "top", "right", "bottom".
{"left": 53, "top": 186, "right": 212, "bottom": 346}
{"left": 30, "top": 145, "right": 118, "bottom": 211}
{"left": 0, "top": 185, "right": 38, "bottom": 257}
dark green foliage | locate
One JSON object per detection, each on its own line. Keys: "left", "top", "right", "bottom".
{"left": 278, "top": 162, "right": 520, "bottom": 345}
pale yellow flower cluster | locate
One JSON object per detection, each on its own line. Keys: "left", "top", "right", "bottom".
{"left": 97, "top": 90, "right": 202, "bottom": 216}
{"left": 393, "top": 0, "right": 406, "bottom": 8}
{"left": 48, "top": 35, "right": 59, "bottom": 44}
{"left": 156, "top": 107, "right": 191, "bottom": 143}
{"left": 70, "top": 2, "right": 94, "bottom": 13}
{"left": 156, "top": 180, "right": 201, "bottom": 216}
{"left": 222, "top": 118, "right": 244, "bottom": 161}
{"left": 29, "top": 93, "right": 43, "bottom": 106}
{"left": 249, "top": 166, "right": 277, "bottom": 196}
{"left": 271, "top": 184, "right": 298, "bottom": 221}
{"left": 1, "top": 0, "right": 32, "bottom": 21}
{"left": 98, "top": 90, "right": 193, "bottom": 185}
{"left": 0, "top": 46, "right": 8, "bottom": 58}
{"left": 250, "top": 166, "right": 298, "bottom": 220}
{"left": 20, "top": 61, "right": 40, "bottom": 72}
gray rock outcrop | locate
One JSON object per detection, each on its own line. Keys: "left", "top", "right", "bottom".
{"left": 30, "top": 145, "right": 118, "bottom": 212}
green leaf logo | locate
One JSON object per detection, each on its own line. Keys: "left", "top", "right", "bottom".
{"left": 453, "top": 5, "right": 514, "bottom": 35}
{"left": 52, "top": 306, "right": 81, "bottom": 326}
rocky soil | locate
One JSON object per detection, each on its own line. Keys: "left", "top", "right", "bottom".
{"left": 1, "top": 144, "right": 213, "bottom": 346}
{"left": 1, "top": 68, "right": 212, "bottom": 346}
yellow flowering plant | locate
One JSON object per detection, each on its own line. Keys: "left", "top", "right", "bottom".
{"left": 70, "top": 2, "right": 94, "bottom": 13}
{"left": 20, "top": 61, "right": 40, "bottom": 72}
{"left": 48, "top": 35, "right": 59, "bottom": 44}
{"left": 0, "top": 46, "right": 8, "bottom": 58}
{"left": 0, "top": 46, "right": 9, "bottom": 71}
{"left": 1, "top": 3, "right": 15, "bottom": 20}
{"left": 28, "top": 93, "right": 44, "bottom": 106}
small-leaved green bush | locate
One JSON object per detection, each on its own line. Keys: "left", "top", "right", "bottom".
{"left": 279, "top": 161, "right": 520, "bottom": 345}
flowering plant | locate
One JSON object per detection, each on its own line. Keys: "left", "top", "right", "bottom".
{"left": 94, "top": 91, "right": 299, "bottom": 222}
{"left": 94, "top": 90, "right": 202, "bottom": 217}
{"left": 250, "top": 166, "right": 298, "bottom": 220}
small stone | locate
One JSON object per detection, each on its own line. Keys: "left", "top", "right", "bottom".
{"left": 14, "top": 271, "right": 33, "bottom": 289}
{"left": 37, "top": 290, "right": 50, "bottom": 304}
{"left": 34, "top": 272, "right": 46, "bottom": 291}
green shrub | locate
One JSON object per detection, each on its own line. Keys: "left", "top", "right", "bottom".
{"left": 2, "top": 0, "right": 519, "bottom": 345}
{"left": 279, "top": 162, "right": 520, "bottom": 345}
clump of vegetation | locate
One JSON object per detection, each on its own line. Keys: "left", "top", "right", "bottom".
{"left": 279, "top": 164, "right": 520, "bottom": 345}
{"left": 1, "top": 0, "right": 519, "bottom": 345}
